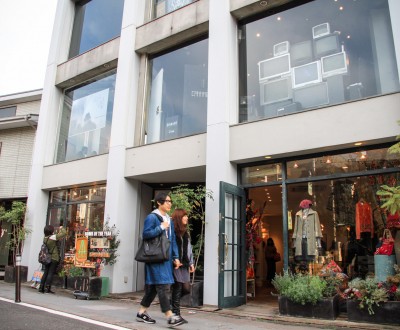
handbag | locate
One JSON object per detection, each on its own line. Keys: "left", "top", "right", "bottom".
{"left": 274, "top": 252, "right": 281, "bottom": 262}
{"left": 374, "top": 229, "right": 395, "bottom": 256}
{"left": 135, "top": 233, "right": 170, "bottom": 263}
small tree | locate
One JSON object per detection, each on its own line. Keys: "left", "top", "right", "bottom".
{"left": 0, "top": 201, "right": 31, "bottom": 266}
{"left": 169, "top": 184, "right": 213, "bottom": 283}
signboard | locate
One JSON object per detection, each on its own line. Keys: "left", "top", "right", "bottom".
{"left": 75, "top": 236, "right": 88, "bottom": 263}
{"left": 90, "top": 237, "right": 110, "bottom": 249}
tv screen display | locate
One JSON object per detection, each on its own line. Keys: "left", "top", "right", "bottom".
{"left": 260, "top": 76, "right": 292, "bottom": 105}
{"left": 290, "top": 40, "right": 313, "bottom": 67}
{"left": 293, "top": 82, "right": 329, "bottom": 109}
{"left": 258, "top": 54, "right": 291, "bottom": 81}
{"left": 274, "top": 41, "right": 290, "bottom": 56}
{"left": 314, "top": 33, "right": 341, "bottom": 58}
{"left": 321, "top": 51, "right": 347, "bottom": 78}
{"left": 292, "top": 61, "right": 322, "bottom": 89}
{"left": 312, "top": 23, "right": 330, "bottom": 39}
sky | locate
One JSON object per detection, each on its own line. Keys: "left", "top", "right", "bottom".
{"left": 0, "top": 0, "right": 57, "bottom": 96}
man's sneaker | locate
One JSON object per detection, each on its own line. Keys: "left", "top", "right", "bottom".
{"left": 167, "top": 314, "right": 184, "bottom": 328}
{"left": 136, "top": 312, "right": 156, "bottom": 324}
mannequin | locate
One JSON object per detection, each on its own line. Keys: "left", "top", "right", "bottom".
{"left": 292, "top": 199, "right": 323, "bottom": 262}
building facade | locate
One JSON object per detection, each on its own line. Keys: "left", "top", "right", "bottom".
{"left": 21, "top": 0, "right": 399, "bottom": 309}
{"left": 0, "top": 90, "right": 41, "bottom": 266}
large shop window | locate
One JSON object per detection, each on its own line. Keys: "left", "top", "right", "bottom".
{"left": 69, "top": 0, "right": 124, "bottom": 58}
{"left": 47, "top": 186, "right": 106, "bottom": 254}
{"left": 55, "top": 70, "right": 116, "bottom": 163}
{"left": 238, "top": 0, "right": 400, "bottom": 122}
{"left": 145, "top": 38, "right": 208, "bottom": 144}
{"left": 242, "top": 146, "right": 400, "bottom": 278}
{"left": 152, "top": 0, "right": 196, "bottom": 19}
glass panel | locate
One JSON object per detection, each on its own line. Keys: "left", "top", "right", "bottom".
{"left": 225, "top": 218, "right": 233, "bottom": 270}
{"left": 145, "top": 39, "right": 208, "bottom": 144}
{"left": 47, "top": 207, "right": 66, "bottom": 227}
{"left": 242, "top": 163, "right": 282, "bottom": 184}
{"left": 153, "top": 0, "right": 195, "bottom": 19}
{"left": 287, "top": 147, "right": 400, "bottom": 179}
{"left": 0, "top": 106, "right": 16, "bottom": 118}
{"left": 238, "top": 0, "right": 399, "bottom": 122}
{"left": 69, "top": 0, "right": 124, "bottom": 58}
{"left": 56, "top": 70, "right": 116, "bottom": 163}
{"left": 224, "top": 269, "right": 233, "bottom": 297}
{"left": 50, "top": 190, "right": 67, "bottom": 204}
{"left": 287, "top": 172, "right": 399, "bottom": 278}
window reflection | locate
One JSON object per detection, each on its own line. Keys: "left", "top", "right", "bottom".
{"left": 242, "top": 163, "right": 282, "bottom": 185}
{"left": 69, "top": 0, "right": 124, "bottom": 58}
{"left": 238, "top": 0, "right": 399, "bottom": 122}
{"left": 145, "top": 39, "right": 208, "bottom": 144}
{"left": 153, "top": 0, "right": 195, "bottom": 19}
{"left": 56, "top": 71, "right": 116, "bottom": 163}
{"left": 287, "top": 147, "right": 400, "bottom": 179}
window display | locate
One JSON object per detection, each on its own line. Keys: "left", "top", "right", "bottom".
{"left": 238, "top": 0, "right": 400, "bottom": 122}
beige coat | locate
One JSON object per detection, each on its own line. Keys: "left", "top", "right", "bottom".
{"left": 292, "top": 208, "right": 322, "bottom": 256}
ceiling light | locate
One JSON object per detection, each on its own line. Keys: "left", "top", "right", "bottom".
{"left": 354, "top": 142, "right": 363, "bottom": 146}
{"left": 293, "top": 162, "right": 299, "bottom": 168}
{"left": 265, "top": 156, "right": 272, "bottom": 159}
{"left": 326, "top": 158, "right": 332, "bottom": 164}
{"left": 260, "top": 1, "right": 268, "bottom": 6}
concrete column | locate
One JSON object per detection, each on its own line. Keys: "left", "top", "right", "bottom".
{"left": 204, "top": 0, "right": 238, "bottom": 306}
{"left": 22, "top": 0, "right": 75, "bottom": 278}
{"left": 103, "top": 0, "right": 144, "bottom": 293}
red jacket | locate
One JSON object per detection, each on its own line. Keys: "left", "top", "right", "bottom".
{"left": 355, "top": 201, "right": 373, "bottom": 239}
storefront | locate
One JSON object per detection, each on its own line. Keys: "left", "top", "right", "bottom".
{"left": 240, "top": 144, "right": 400, "bottom": 297}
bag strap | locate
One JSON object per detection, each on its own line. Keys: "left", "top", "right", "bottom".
{"left": 45, "top": 236, "right": 57, "bottom": 254}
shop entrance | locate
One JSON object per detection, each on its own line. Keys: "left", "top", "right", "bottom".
{"left": 245, "top": 185, "right": 283, "bottom": 303}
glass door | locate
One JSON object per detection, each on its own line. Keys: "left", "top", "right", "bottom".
{"left": 218, "top": 182, "right": 246, "bottom": 308}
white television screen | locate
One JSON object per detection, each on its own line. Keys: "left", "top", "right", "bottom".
{"left": 260, "top": 76, "right": 292, "bottom": 105}
{"left": 321, "top": 52, "right": 347, "bottom": 78}
{"left": 273, "top": 41, "right": 290, "bottom": 56}
{"left": 314, "top": 33, "right": 340, "bottom": 58}
{"left": 258, "top": 54, "right": 291, "bottom": 81}
{"left": 292, "top": 61, "right": 322, "bottom": 89}
{"left": 313, "top": 23, "right": 330, "bottom": 39}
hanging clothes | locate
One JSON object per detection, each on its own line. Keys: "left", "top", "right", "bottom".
{"left": 355, "top": 200, "right": 374, "bottom": 240}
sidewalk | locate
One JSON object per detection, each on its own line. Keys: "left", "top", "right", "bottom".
{"left": 0, "top": 280, "right": 397, "bottom": 330}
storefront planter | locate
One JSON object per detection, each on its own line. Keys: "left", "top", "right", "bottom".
{"left": 52, "top": 274, "right": 67, "bottom": 288}
{"left": 4, "top": 265, "right": 28, "bottom": 283}
{"left": 278, "top": 295, "right": 339, "bottom": 320}
{"left": 180, "top": 281, "right": 203, "bottom": 307}
{"left": 347, "top": 300, "right": 400, "bottom": 325}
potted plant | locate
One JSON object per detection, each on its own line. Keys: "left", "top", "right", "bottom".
{"left": 343, "top": 276, "right": 400, "bottom": 324}
{"left": 0, "top": 201, "right": 31, "bottom": 283}
{"left": 169, "top": 184, "right": 213, "bottom": 307}
{"left": 272, "top": 270, "right": 342, "bottom": 319}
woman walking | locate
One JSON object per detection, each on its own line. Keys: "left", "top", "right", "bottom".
{"left": 171, "top": 209, "right": 194, "bottom": 323}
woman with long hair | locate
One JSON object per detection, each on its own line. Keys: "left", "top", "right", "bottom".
{"left": 264, "top": 237, "right": 278, "bottom": 286}
{"left": 170, "top": 208, "right": 194, "bottom": 324}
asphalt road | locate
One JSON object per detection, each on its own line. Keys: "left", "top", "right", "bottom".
{"left": 0, "top": 300, "right": 120, "bottom": 330}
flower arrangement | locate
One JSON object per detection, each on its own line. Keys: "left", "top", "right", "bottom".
{"left": 342, "top": 277, "right": 388, "bottom": 315}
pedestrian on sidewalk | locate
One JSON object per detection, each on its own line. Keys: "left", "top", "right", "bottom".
{"left": 136, "top": 192, "right": 185, "bottom": 328}
{"left": 171, "top": 208, "right": 195, "bottom": 323}
{"left": 38, "top": 225, "right": 66, "bottom": 294}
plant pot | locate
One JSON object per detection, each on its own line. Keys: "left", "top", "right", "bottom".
{"left": 4, "top": 265, "right": 28, "bottom": 283}
{"left": 67, "top": 275, "right": 90, "bottom": 291}
{"left": 67, "top": 276, "right": 102, "bottom": 300}
{"left": 278, "top": 295, "right": 340, "bottom": 320}
{"left": 374, "top": 254, "right": 396, "bottom": 282}
{"left": 347, "top": 300, "right": 400, "bottom": 325}
{"left": 180, "top": 281, "right": 203, "bottom": 307}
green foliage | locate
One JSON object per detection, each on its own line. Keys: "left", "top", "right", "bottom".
{"left": 376, "top": 185, "right": 400, "bottom": 216}
{"left": 60, "top": 264, "right": 84, "bottom": 277}
{"left": 273, "top": 271, "right": 328, "bottom": 305}
{"left": 0, "top": 201, "right": 31, "bottom": 265}
{"left": 345, "top": 278, "right": 388, "bottom": 315}
{"left": 376, "top": 121, "right": 400, "bottom": 216}
{"left": 169, "top": 184, "right": 213, "bottom": 280}
{"left": 322, "top": 276, "right": 341, "bottom": 298}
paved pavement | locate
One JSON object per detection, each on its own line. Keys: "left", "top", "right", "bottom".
{"left": 0, "top": 281, "right": 398, "bottom": 330}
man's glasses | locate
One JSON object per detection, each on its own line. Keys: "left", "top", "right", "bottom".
{"left": 161, "top": 200, "right": 173, "bottom": 204}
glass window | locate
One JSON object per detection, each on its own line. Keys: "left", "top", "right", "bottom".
{"left": 47, "top": 185, "right": 106, "bottom": 255}
{"left": 0, "top": 106, "right": 16, "bottom": 118}
{"left": 238, "top": 0, "right": 400, "bottom": 122}
{"left": 153, "top": 0, "right": 196, "bottom": 19}
{"left": 55, "top": 70, "right": 116, "bottom": 163}
{"left": 287, "top": 147, "right": 400, "bottom": 179}
{"left": 69, "top": 0, "right": 124, "bottom": 58}
{"left": 145, "top": 38, "right": 208, "bottom": 144}
{"left": 242, "top": 163, "right": 283, "bottom": 185}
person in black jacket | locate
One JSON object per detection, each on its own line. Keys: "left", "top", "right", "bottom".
{"left": 38, "top": 225, "right": 66, "bottom": 294}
